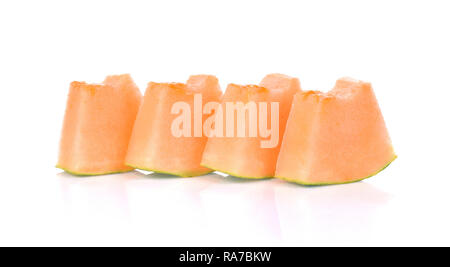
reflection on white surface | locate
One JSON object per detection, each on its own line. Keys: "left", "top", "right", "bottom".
{"left": 2, "top": 165, "right": 449, "bottom": 246}
{"left": 58, "top": 172, "right": 133, "bottom": 223}
{"left": 55, "top": 171, "right": 393, "bottom": 245}
{"left": 274, "top": 181, "right": 390, "bottom": 243}
{"left": 124, "top": 172, "right": 223, "bottom": 243}
{"left": 199, "top": 176, "right": 281, "bottom": 244}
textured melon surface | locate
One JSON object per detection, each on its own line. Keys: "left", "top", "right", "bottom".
{"left": 125, "top": 75, "right": 222, "bottom": 177}
{"left": 57, "top": 74, "right": 142, "bottom": 176}
{"left": 201, "top": 74, "right": 301, "bottom": 178}
{"left": 275, "top": 77, "right": 396, "bottom": 185}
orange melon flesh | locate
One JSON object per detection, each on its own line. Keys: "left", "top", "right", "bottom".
{"left": 125, "top": 75, "right": 222, "bottom": 177}
{"left": 57, "top": 74, "right": 142, "bottom": 175}
{"left": 201, "top": 74, "right": 301, "bottom": 178}
{"left": 275, "top": 77, "right": 396, "bottom": 185}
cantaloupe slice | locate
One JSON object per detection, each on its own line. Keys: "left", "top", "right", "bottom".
{"left": 57, "top": 74, "right": 142, "bottom": 176}
{"left": 125, "top": 75, "right": 222, "bottom": 177}
{"left": 201, "top": 74, "right": 301, "bottom": 178}
{"left": 275, "top": 77, "right": 396, "bottom": 185}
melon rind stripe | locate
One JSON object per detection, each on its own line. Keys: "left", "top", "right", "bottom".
{"left": 56, "top": 165, "right": 134, "bottom": 176}
{"left": 125, "top": 163, "right": 213, "bottom": 178}
{"left": 200, "top": 163, "right": 274, "bottom": 180}
{"left": 57, "top": 155, "right": 396, "bottom": 182}
{"left": 275, "top": 154, "right": 397, "bottom": 186}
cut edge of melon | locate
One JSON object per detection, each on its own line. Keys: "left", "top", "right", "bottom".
{"left": 125, "top": 163, "right": 213, "bottom": 178}
{"left": 275, "top": 154, "right": 397, "bottom": 186}
{"left": 200, "top": 163, "right": 274, "bottom": 180}
{"left": 56, "top": 165, "right": 134, "bottom": 177}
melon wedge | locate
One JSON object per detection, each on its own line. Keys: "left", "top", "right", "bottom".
{"left": 57, "top": 74, "right": 142, "bottom": 176}
{"left": 201, "top": 74, "right": 301, "bottom": 178}
{"left": 275, "top": 77, "right": 396, "bottom": 185}
{"left": 125, "top": 75, "right": 222, "bottom": 177}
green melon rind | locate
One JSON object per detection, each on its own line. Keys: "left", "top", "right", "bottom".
{"left": 275, "top": 155, "right": 397, "bottom": 186}
{"left": 56, "top": 165, "right": 134, "bottom": 176}
{"left": 200, "top": 163, "right": 273, "bottom": 180}
{"left": 125, "top": 163, "right": 213, "bottom": 177}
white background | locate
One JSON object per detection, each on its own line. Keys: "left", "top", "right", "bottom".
{"left": 0, "top": 0, "right": 449, "bottom": 246}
